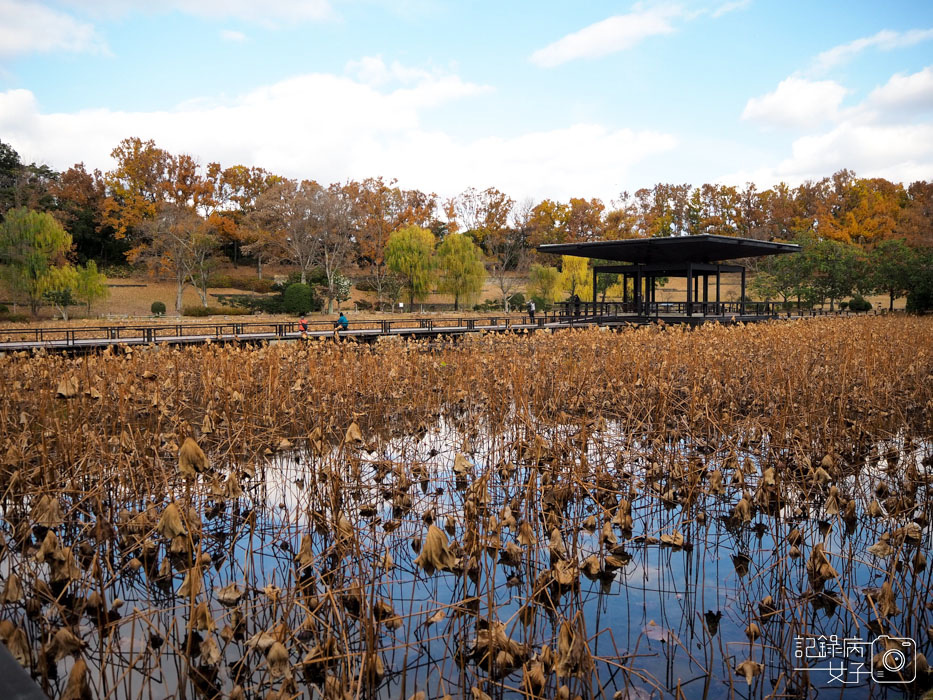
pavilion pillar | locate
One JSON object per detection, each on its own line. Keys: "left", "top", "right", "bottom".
{"left": 623, "top": 274, "right": 629, "bottom": 305}
{"left": 716, "top": 265, "right": 721, "bottom": 315}
{"left": 740, "top": 267, "right": 747, "bottom": 316}
{"left": 634, "top": 269, "right": 640, "bottom": 315}
{"left": 703, "top": 274, "right": 709, "bottom": 315}
{"left": 592, "top": 270, "right": 598, "bottom": 315}
{"left": 686, "top": 263, "right": 693, "bottom": 316}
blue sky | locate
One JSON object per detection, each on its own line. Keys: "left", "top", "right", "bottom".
{"left": 1, "top": 0, "right": 931, "bottom": 204}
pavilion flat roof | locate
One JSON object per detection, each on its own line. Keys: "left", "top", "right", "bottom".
{"left": 538, "top": 234, "right": 800, "bottom": 265}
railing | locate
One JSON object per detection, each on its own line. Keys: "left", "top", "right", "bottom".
{"left": 552, "top": 300, "right": 842, "bottom": 318}
{"left": 0, "top": 304, "right": 861, "bottom": 349}
{"left": 0, "top": 315, "right": 549, "bottom": 347}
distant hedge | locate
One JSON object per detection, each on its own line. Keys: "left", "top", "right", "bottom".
{"left": 206, "top": 274, "right": 277, "bottom": 293}
{"left": 182, "top": 305, "right": 251, "bottom": 317}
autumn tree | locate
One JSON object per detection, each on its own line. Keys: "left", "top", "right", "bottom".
{"left": 453, "top": 187, "right": 513, "bottom": 250}
{"left": 205, "top": 163, "right": 283, "bottom": 270}
{"left": 604, "top": 193, "right": 641, "bottom": 240}
{"left": 103, "top": 137, "right": 172, "bottom": 240}
{"left": 565, "top": 197, "right": 605, "bottom": 242}
{"left": 41, "top": 260, "right": 110, "bottom": 319}
{"left": 53, "top": 163, "right": 125, "bottom": 263}
{"left": 801, "top": 237, "right": 866, "bottom": 310}
{"left": 74, "top": 260, "right": 109, "bottom": 314}
{"left": 895, "top": 181, "right": 933, "bottom": 249}
{"left": 869, "top": 239, "right": 916, "bottom": 311}
{"left": 0, "top": 208, "right": 73, "bottom": 314}
{"left": 41, "top": 265, "right": 79, "bottom": 320}
{"left": 385, "top": 226, "right": 436, "bottom": 308}
{"left": 348, "top": 177, "right": 435, "bottom": 310}
{"left": 0, "top": 140, "right": 20, "bottom": 215}
{"left": 526, "top": 199, "right": 569, "bottom": 247}
{"left": 130, "top": 204, "right": 203, "bottom": 313}
{"left": 437, "top": 233, "right": 485, "bottom": 310}
{"left": 527, "top": 264, "right": 561, "bottom": 306}
{"left": 559, "top": 255, "right": 592, "bottom": 301}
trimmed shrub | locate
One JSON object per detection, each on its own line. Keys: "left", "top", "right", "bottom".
{"left": 0, "top": 303, "right": 8, "bottom": 314}
{"left": 848, "top": 295, "right": 872, "bottom": 312}
{"left": 207, "top": 273, "right": 234, "bottom": 289}
{"left": 281, "top": 269, "right": 328, "bottom": 290}
{"left": 151, "top": 301, "right": 167, "bottom": 316}
{"left": 473, "top": 299, "right": 502, "bottom": 312}
{"left": 508, "top": 292, "right": 525, "bottom": 309}
{"left": 530, "top": 294, "right": 553, "bottom": 312}
{"left": 182, "top": 305, "right": 250, "bottom": 317}
{"left": 242, "top": 278, "right": 276, "bottom": 293}
{"left": 283, "top": 283, "right": 314, "bottom": 315}
{"left": 206, "top": 274, "right": 277, "bottom": 293}
{"left": 213, "top": 293, "right": 282, "bottom": 314}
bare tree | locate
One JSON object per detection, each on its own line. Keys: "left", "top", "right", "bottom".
{"left": 251, "top": 180, "right": 358, "bottom": 311}
{"left": 486, "top": 198, "right": 532, "bottom": 312}
{"left": 252, "top": 180, "right": 320, "bottom": 284}
{"left": 316, "top": 184, "right": 358, "bottom": 313}
{"left": 130, "top": 204, "right": 206, "bottom": 313}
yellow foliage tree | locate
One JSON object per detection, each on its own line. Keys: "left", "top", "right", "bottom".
{"left": 558, "top": 256, "right": 593, "bottom": 301}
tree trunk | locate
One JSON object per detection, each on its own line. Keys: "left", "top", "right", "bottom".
{"left": 257, "top": 257, "right": 263, "bottom": 280}
{"left": 889, "top": 290, "right": 894, "bottom": 311}
{"left": 175, "top": 279, "right": 185, "bottom": 313}
{"left": 454, "top": 295, "right": 459, "bottom": 312}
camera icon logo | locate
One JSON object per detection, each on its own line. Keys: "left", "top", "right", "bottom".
{"left": 871, "top": 635, "right": 916, "bottom": 683}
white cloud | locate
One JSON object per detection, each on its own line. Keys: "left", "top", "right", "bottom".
{"left": 741, "top": 76, "right": 848, "bottom": 129}
{"left": 863, "top": 65, "right": 933, "bottom": 118}
{"left": 0, "top": 67, "right": 675, "bottom": 202}
{"left": 219, "top": 29, "right": 247, "bottom": 42}
{"left": 727, "top": 66, "right": 933, "bottom": 187}
{"left": 711, "top": 0, "right": 750, "bottom": 19}
{"left": 810, "top": 27, "right": 933, "bottom": 74}
{"left": 61, "top": 0, "right": 333, "bottom": 22}
{"left": 530, "top": 5, "right": 681, "bottom": 68}
{"left": 0, "top": 0, "right": 106, "bottom": 58}
{"left": 345, "top": 55, "right": 432, "bottom": 86}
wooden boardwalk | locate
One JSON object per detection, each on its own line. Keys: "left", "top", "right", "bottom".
{"left": 0, "top": 309, "right": 812, "bottom": 355}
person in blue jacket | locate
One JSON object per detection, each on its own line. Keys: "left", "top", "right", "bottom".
{"left": 335, "top": 312, "right": 349, "bottom": 331}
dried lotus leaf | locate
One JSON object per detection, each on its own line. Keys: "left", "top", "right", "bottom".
{"left": 414, "top": 525, "right": 457, "bottom": 576}
{"left": 179, "top": 437, "right": 208, "bottom": 478}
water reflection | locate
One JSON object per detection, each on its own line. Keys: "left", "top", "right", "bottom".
{"left": 3, "top": 419, "right": 931, "bottom": 700}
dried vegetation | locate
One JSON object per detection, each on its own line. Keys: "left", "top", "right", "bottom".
{"left": 0, "top": 316, "right": 932, "bottom": 699}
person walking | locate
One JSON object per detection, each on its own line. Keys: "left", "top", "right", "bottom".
{"left": 527, "top": 299, "right": 536, "bottom": 322}
{"left": 298, "top": 314, "right": 308, "bottom": 338}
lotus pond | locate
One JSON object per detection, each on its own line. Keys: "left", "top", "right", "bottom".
{"left": 0, "top": 316, "right": 931, "bottom": 700}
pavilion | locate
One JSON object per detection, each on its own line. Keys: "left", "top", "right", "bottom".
{"left": 538, "top": 234, "right": 800, "bottom": 318}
